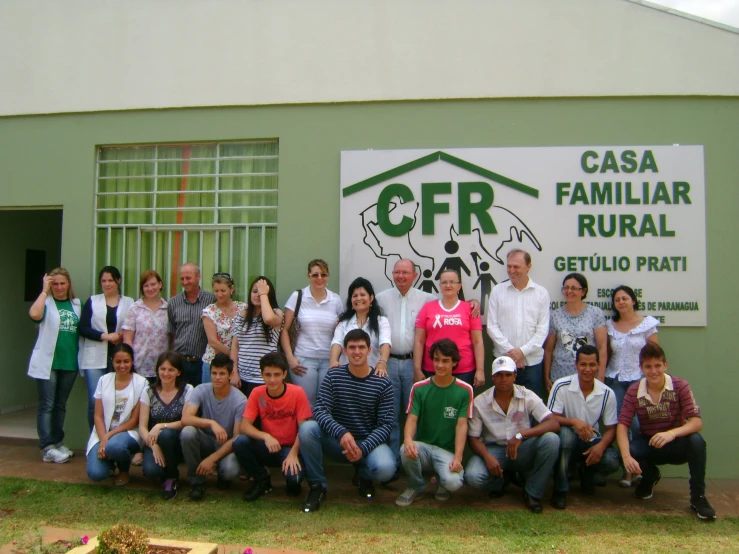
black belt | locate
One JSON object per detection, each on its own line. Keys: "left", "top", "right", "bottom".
{"left": 183, "top": 356, "right": 200, "bottom": 363}
{"left": 389, "top": 352, "right": 413, "bottom": 360}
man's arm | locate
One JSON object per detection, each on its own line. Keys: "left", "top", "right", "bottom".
{"left": 239, "top": 417, "right": 281, "bottom": 452}
{"left": 403, "top": 413, "right": 419, "bottom": 459}
{"left": 412, "top": 327, "right": 427, "bottom": 382}
{"left": 468, "top": 435, "right": 503, "bottom": 478}
{"left": 649, "top": 416, "right": 702, "bottom": 449}
{"left": 181, "top": 402, "right": 228, "bottom": 444}
{"left": 617, "top": 423, "right": 641, "bottom": 475}
{"left": 506, "top": 414, "right": 559, "bottom": 460}
{"left": 196, "top": 420, "right": 240, "bottom": 476}
{"left": 312, "top": 375, "right": 348, "bottom": 441}
{"left": 450, "top": 417, "right": 468, "bottom": 472}
{"left": 551, "top": 412, "right": 596, "bottom": 441}
{"left": 358, "top": 382, "right": 395, "bottom": 456}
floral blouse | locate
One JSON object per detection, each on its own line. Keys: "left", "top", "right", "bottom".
{"left": 122, "top": 298, "right": 169, "bottom": 378}
{"left": 201, "top": 301, "right": 246, "bottom": 363}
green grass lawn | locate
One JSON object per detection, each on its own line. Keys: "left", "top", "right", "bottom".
{"left": 1, "top": 477, "right": 737, "bottom": 553}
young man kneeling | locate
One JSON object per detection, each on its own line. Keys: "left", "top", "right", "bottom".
{"left": 298, "top": 329, "right": 395, "bottom": 513}
{"left": 617, "top": 343, "right": 715, "bottom": 520}
{"left": 396, "top": 339, "right": 473, "bottom": 507}
{"left": 233, "top": 352, "right": 312, "bottom": 501}
{"left": 181, "top": 353, "right": 246, "bottom": 500}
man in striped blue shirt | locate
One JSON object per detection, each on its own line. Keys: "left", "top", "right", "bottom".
{"left": 298, "top": 329, "right": 395, "bottom": 513}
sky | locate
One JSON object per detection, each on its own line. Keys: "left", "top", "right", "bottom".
{"left": 648, "top": 0, "right": 739, "bottom": 27}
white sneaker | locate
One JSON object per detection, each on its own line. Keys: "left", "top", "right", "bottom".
{"left": 55, "top": 444, "right": 74, "bottom": 458}
{"left": 42, "top": 447, "right": 70, "bottom": 464}
{"left": 396, "top": 488, "right": 424, "bottom": 507}
{"left": 435, "top": 483, "right": 451, "bottom": 501}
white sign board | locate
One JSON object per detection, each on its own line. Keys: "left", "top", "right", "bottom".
{"left": 339, "top": 146, "right": 706, "bottom": 326}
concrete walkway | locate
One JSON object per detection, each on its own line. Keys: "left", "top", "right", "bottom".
{"left": 1, "top": 437, "right": 736, "bottom": 518}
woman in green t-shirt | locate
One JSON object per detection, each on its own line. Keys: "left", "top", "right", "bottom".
{"left": 28, "top": 267, "right": 81, "bottom": 465}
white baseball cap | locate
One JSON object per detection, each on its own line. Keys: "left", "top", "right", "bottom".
{"left": 491, "top": 356, "right": 517, "bottom": 375}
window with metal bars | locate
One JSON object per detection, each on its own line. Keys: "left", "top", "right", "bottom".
{"left": 94, "top": 141, "right": 278, "bottom": 300}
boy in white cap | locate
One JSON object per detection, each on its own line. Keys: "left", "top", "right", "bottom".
{"left": 465, "top": 356, "right": 560, "bottom": 513}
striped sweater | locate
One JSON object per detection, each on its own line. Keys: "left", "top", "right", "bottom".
{"left": 313, "top": 365, "right": 394, "bottom": 456}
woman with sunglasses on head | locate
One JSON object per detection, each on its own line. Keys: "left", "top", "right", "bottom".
{"left": 280, "top": 259, "right": 343, "bottom": 408}
{"left": 79, "top": 266, "right": 135, "bottom": 431}
{"left": 28, "top": 268, "right": 82, "bottom": 464}
{"left": 201, "top": 273, "right": 246, "bottom": 384}
{"left": 230, "top": 276, "right": 284, "bottom": 397}
{"left": 606, "top": 284, "right": 659, "bottom": 487}
{"left": 543, "top": 273, "right": 607, "bottom": 394}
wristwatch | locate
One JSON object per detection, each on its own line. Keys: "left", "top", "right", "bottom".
{"left": 514, "top": 432, "right": 524, "bottom": 441}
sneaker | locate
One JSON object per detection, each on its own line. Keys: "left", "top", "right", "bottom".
{"left": 690, "top": 496, "right": 717, "bottom": 520}
{"left": 285, "top": 481, "right": 302, "bottom": 497}
{"left": 189, "top": 484, "right": 206, "bottom": 501}
{"left": 435, "top": 483, "right": 451, "bottom": 501}
{"left": 162, "top": 478, "right": 178, "bottom": 500}
{"left": 302, "top": 484, "right": 327, "bottom": 513}
{"left": 243, "top": 476, "right": 272, "bottom": 502}
{"left": 42, "top": 447, "right": 70, "bottom": 464}
{"left": 55, "top": 444, "right": 74, "bottom": 458}
{"left": 358, "top": 478, "right": 375, "bottom": 499}
{"left": 396, "top": 488, "right": 424, "bottom": 507}
{"left": 635, "top": 469, "right": 661, "bottom": 500}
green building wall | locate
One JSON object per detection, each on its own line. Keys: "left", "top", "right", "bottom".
{"left": 0, "top": 97, "right": 737, "bottom": 476}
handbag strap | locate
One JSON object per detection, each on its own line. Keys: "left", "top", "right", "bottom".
{"left": 293, "top": 289, "right": 303, "bottom": 319}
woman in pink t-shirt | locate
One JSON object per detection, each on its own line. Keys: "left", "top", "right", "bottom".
{"left": 413, "top": 269, "right": 485, "bottom": 387}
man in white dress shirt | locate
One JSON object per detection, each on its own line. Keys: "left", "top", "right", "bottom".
{"left": 376, "top": 259, "right": 436, "bottom": 475}
{"left": 486, "top": 249, "right": 550, "bottom": 399}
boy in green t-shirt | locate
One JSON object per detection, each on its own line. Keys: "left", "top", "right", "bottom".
{"left": 396, "top": 339, "right": 474, "bottom": 507}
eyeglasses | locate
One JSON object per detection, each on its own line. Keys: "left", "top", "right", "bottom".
{"left": 562, "top": 286, "right": 583, "bottom": 292}
{"left": 309, "top": 273, "right": 329, "bottom": 279}
{"left": 213, "top": 272, "right": 232, "bottom": 280}
{"left": 440, "top": 281, "right": 460, "bottom": 286}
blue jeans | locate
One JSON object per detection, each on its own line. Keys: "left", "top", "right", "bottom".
{"left": 233, "top": 435, "right": 304, "bottom": 485}
{"left": 465, "top": 432, "right": 560, "bottom": 499}
{"left": 182, "top": 359, "right": 203, "bottom": 387}
{"left": 289, "top": 357, "right": 330, "bottom": 409}
{"left": 180, "top": 426, "right": 240, "bottom": 485}
{"left": 142, "top": 427, "right": 183, "bottom": 481}
{"left": 201, "top": 362, "right": 211, "bottom": 384}
{"left": 387, "top": 357, "right": 414, "bottom": 467}
{"left": 36, "top": 370, "right": 78, "bottom": 451}
{"left": 553, "top": 427, "right": 620, "bottom": 492}
{"left": 401, "top": 442, "right": 464, "bottom": 492}
{"left": 515, "top": 362, "right": 543, "bottom": 399}
{"left": 606, "top": 377, "right": 641, "bottom": 437}
{"left": 298, "top": 420, "right": 396, "bottom": 487}
{"left": 87, "top": 433, "right": 141, "bottom": 481}
{"left": 83, "top": 367, "right": 110, "bottom": 431}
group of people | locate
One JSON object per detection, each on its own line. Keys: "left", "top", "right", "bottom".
{"left": 26, "top": 251, "right": 715, "bottom": 520}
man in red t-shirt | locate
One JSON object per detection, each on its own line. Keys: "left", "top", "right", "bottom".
{"left": 233, "top": 351, "right": 312, "bottom": 501}
{"left": 617, "top": 343, "right": 715, "bottom": 520}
